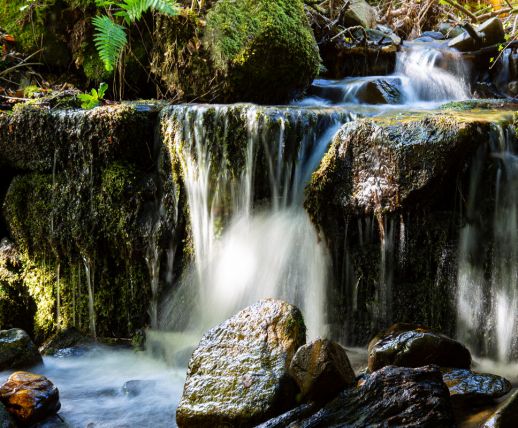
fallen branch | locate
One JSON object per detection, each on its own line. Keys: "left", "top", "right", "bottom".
{"left": 441, "top": 0, "right": 478, "bottom": 22}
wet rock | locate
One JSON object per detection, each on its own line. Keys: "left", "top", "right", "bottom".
{"left": 482, "top": 390, "right": 518, "bottom": 427}
{"left": 122, "top": 380, "right": 158, "bottom": 398}
{"left": 442, "top": 368, "right": 511, "bottom": 403}
{"left": 40, "top": 327, "right": 94, "bottom": 357}
{"left": 289, "top": 338, "right": 356, "bottom": 402}
{"left": 0, "top": 104, "right": 157, "bottom": 172}
{"left": 368, "top": 324, "right": 471, "bottom": 372}
{"left": 449, "top": 18, "right": 506, "bottom": 52}
{"left": 437, "top": 23, "right": 465, "bottom": 39}
{"left": 0, "top": 403, "right": 15, "bottom": 428}
{"left": 32, "top": 414, "right": 69, "bottom": 428}
{"left": 263, "top": 365, "right": 454, "bottom": 427}
{"left": 0, "top": 372, "right": 60, "bottom": 426}
{"left": 0, "top": 329, "right": 42, "bottom": 370}
{"left": 342, "top": 0, "right": 378, "bottom": 29}
{"left": 306, "top": 112, "right": 495, "bottom": 218}
{"left": 152, "top": 0, "right": 319, "bottom": 104}
{"left": 176, "top": 299, "right": 306, "bottom": 427}
{"left": 354, "top": 78, "right": 403, "bottom": 104}
{"left": 422, "top": 31, "right": 445, "bottom": 40}
{"left": 508, "top": 81, "right": 518, "bottom": 96}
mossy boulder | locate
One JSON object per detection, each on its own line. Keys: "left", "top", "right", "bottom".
{"left": 152, "top": 0, "right": 320, "bottom": 103}
{"left": 176, "top": 299, "right": 306, "bottom": 427}
{"left": 0, "top": 329, "right": 43, "bottom": 371}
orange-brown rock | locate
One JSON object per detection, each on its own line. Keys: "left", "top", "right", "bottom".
{"left": 0, "top": 372, "right": 60, "bottom": 426}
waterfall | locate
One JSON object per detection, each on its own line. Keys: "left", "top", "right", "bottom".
{"left": 395, "top": 46, "right": 471, "bottom": 102}
{"left": 157, "top": 105, "right": 351, "bottom": 342}
{"left": 83, "top": 256, "right": 97, "bottom": 340}
{"left": 457, "top": 124, "right": 518, "bottom": 362}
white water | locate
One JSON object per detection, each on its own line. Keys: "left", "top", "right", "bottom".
{"left": 457, "top": 125, "right": 518, "bottom": 362}
{"left": 0, "top": 348, "right": 185, "bottom": 427}
{"left": 296, "top": 46, "right": 470, "bottom": 106}
{"left": 157, "top": 105, "right": 348, "bottom": 341}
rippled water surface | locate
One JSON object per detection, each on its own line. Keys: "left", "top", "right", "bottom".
{"left": 1, "top": 347, "right": 186, "bottom": 427}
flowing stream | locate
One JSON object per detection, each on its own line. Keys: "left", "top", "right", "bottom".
{"left": 3, "top": 45, "right": 516, "bottom": 427}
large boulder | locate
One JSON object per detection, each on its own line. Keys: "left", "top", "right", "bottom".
{"left": 152, "top": 0, "right": 320, "bottom": 103}
{"left": 483, "top": 390, "right": 518, "bottom": 427}
{"left": 442, "top": 368, "right": 511, "bottom": 404}
{"left": 368, "top": 324, "right": 471, "bottom": 372}
{"left": 176, "top": 299, "right": 306, "bottom": 427}
{"left": 289, "top": 338, "right": 356, "bottom": 402}
{"left": 39, "top": 327, "right": 94, "bottom": 357}
{"left": 0, "top": 329, "right": 42, "bottom": 371}
{"left": 260, "top": 365, "right": 454, "bottom": 427}
{"left": 0, "top": 372, "right": 60, "bottom": 426}
{"left": 448, "top": 17, "right": 506, "bottom": 52}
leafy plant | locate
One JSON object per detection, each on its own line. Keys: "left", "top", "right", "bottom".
{"left": 77, "top": 82, "right": 109, "bottom": 109}
{"left": 93, "top": 0, "right": 179, "bottom": 72}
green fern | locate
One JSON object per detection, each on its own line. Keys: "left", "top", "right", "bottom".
{"left": 94, "top": 0, "right": 178, "bottom": 71}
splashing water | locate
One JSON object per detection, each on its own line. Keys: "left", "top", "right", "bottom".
{"left": 297, "top": 45, "right": 471, "bottom": 106}
{"left": 457, "top": 125, "right": 518, "bottom": 362}
{"left": 156, "top": 105, "right": 351, "bottom": 343}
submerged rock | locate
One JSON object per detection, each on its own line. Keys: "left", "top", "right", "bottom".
{"left": 289, "top": 338, "right": 355, "bottom": 402}
{"left": 122, "top": 380, "right": 158, "bottom": 398}
{"left": 368, "top": 324, "right": 471, "bottom": 372}
{"left": 176, "top": 299, "right": 306, "bottom": 427}
{"left": 448, "top": 18, "right": 506, "bottom": 52}
{"left": 0, "top": 372, "right": 60, "bottom": 426}
{"left": 0, "top": 329, "right": 42, "bottom": 371}
{"left": 152, "top": 0, "right": 319, "bottom": 103}
{"left": 442, "top": 368, "right": 511, "bottom": 403}
{"left": 263, "top": 365, "right": 454, "bottom": 427}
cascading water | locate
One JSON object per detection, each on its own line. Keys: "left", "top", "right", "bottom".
{"left": 155, "top": 105, "right": 352, "bottom": 345}
{"left": 299, "top": 45, "right": 471, "bottom": 106}
{"left": 457, "top": 124, "right": 518, "bottom": 362}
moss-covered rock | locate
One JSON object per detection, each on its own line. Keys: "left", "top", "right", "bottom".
{"left": 176, "top": 299, "right": 306, "bottom": 427}
{"left": 305, "top": 109, "right": 517, "bottom": 345}
{"left": 152, "top": 0, "right": 320, "bottom": 103}
{"left": 0, "top": 329, "right": 43, "bottom": 371}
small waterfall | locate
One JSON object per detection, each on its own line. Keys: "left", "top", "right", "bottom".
{"left": 83, "top": 256, "right": 97, "bottom": 340}
{"left": 395, "top": 46, "right": 471, "bottom": 102}
{"left": 302, "top": 45, "right": 471, "bottom": 106}
{"left": 457, "top": 124, "right": 518, "bottom": 362}
{"left": 158, "top": 105, "right": 351, "bottom": 342}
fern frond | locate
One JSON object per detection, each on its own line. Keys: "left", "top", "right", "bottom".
{"left": 92, "top": 15, "right": 128, "bottom": 71}
{"left": 119, "top": 0, "right": 178, "bottom": 21}
{"left": 147, "top": 0, "right": 178, "bottom": 15}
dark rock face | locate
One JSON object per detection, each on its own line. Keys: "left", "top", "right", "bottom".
{"left": 0, "top": 372, "right": 60, "bottom": 426}
{"left": 442, "top": 368, "right": 511, "bottom": 403}
{"left": 368, "top": 324, "right": 471, "bottom": 372}
{"left": 305, "top": 109, "right": 517, "bottom": 345}
{"left": 176, "top": 299, "right": 306, "bottom": 428}
{"left": 0, "top": 403, "right": 15, "bottom": 428}
{"left": 289, "top": 338, "right": 356, "bottom": 402}
{"left": 264, "top": 365, "right": 454, "bottom": 427}
{"left": 0, "top": 329, "right": 42, "bottom": 371}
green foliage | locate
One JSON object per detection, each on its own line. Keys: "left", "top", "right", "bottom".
{"left": 77, "top": 82, "right": 108, "bottom": 109}
{"left": 94, "top": 0, "right": 178, "bottom": 71}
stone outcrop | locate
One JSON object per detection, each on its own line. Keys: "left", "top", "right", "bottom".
{"left": 0, "top": 329, "right": 42, "bottom": 371}
{"left": 448, "top": 18, "right": 506, "bottom": 52}
{"left": 176, "top": 299, "right": 306, "bottom": 427}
